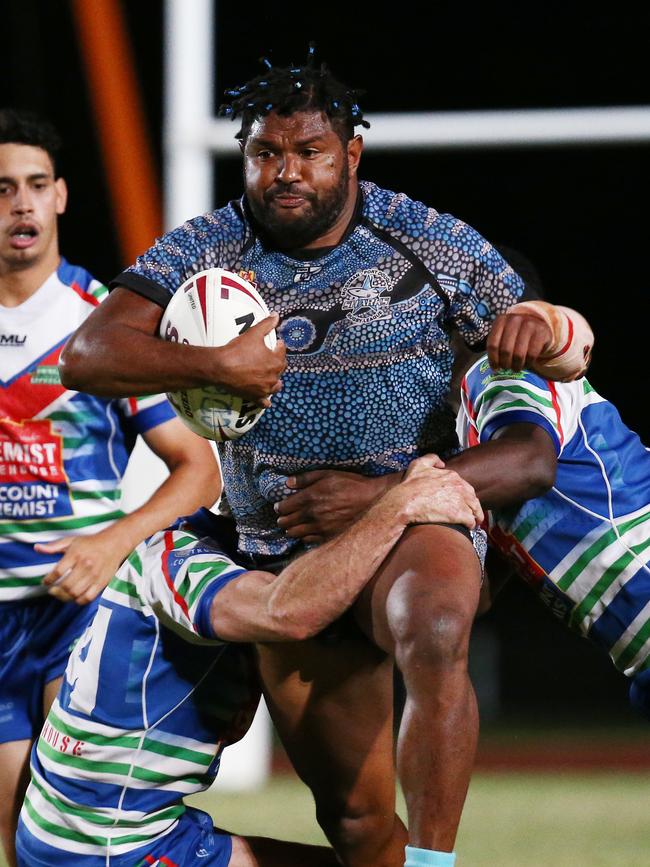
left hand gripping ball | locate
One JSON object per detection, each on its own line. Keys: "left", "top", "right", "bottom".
{"left": 159, "top": 268, "right": 276, "bottom": 441}
{"left": 507, "top": 300, "right": 594, "bottom": 382}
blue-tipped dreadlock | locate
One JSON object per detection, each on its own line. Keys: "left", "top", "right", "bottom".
{"left": 218, "top": 45, "right": 370, "bottom": 144}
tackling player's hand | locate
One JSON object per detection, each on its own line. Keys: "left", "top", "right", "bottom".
{"left": 214, "top": 314, "right": 286, "bottom": 407}
{"left": 397, "top": 455, "right": 484, "bottom": 529}
{"left": 37, "top": 528, "right": 129, "bottom": 605}
{"left": 275, "top": 469, "right": 403, "bottom": 543}
{"left": 486, "top": 311, "right": 552, "bottom": 372}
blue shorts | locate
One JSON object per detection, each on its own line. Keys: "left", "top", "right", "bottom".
{"left": 16, "top": 807, "right": 232, "bottom": 866}
{"left": 0, "top": 594, "right": 99, "bottom": 744}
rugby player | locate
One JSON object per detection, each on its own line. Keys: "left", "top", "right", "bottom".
{"left": 283, "top": 357, "right": 650, "bottom": 713}
{"left": 59, "top": 55, "right": 578, "bottom": 867}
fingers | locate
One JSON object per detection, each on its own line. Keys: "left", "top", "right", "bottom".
{"left": 34, "top": 538, "right": 72, "bottom": 554}
{"left": 285, "top": 470, "right": 330, "bottom": 491}
{"left": 40, "top": 536, "right": 117, "bottom": 605}
{"left": 276, "top": 511, "right": 305, "bottom": 531}
{"left": 487, "top": 313, "right": 552, "bottom": 371}
{"left": 283, "top": 523, "right": 324, "bottom": 541}
{"left": 404, "top": 454, "right": 446, "bottom": 478}
{"left": 43, "top": 555, "right": 74, "bottom": 586}
{"left": 255, "top": 312, "right": 280, "bottom": 335}
{"left": 48, "top": 573, "right": 101, "bottom": 606}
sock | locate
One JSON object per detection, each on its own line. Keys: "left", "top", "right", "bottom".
{"left": 404, "top": 844, "right": 456, "bottom": 866}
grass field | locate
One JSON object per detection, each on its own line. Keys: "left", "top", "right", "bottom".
{"left": 188, "top": 771, "right": 650, "bottom": 866}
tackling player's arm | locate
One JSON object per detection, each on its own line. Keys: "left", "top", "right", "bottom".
{"left": 40, "top": 417, "right": 222, "bottom": 605}
{"left": 275, "top": 423, "right": 556, "bottom": 542}
{"left": 59, "top": 287, "right": 285, "bottom": 402}
{"left": 211, "top": 456, "right": 483, "bottom": 643}
{"left": 444, "top": 423, "right": 557, "bottom": 510}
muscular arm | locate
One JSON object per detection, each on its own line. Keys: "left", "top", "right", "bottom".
{"left": 445, "top": 423, "right": 557, "bottom": 510}
{"left": 59, "top": 287, "right": 285, "bottom": 401}
{"left": 211, "top": 457, "right": 483, "bottom": 643}
{"left": 275, "top": 423, "right": 557, "bottom": 541}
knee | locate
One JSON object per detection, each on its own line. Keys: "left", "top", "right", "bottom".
{"left": 390, "top": 603, "right": 473, "bottom": 673}
{"left": 316, "top": 803, "right": 400, "bottom": 864}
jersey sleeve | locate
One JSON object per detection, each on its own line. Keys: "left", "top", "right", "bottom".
{"left": 460, "top": 355, "right": 563, "bottom": 453}
{"left": 436, "top": 221, "right": 525, "bottom": 348}
{"left": 140, "top": 524, "right": 247, "bottom": 642}
{"left": 117, "top": 394, "right": 176, "bottom": 436}
{"left": 109, "top": 206, "right": 248, "bottom": 308}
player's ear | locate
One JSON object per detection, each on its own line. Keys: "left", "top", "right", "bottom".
{"left": 55, "top": 177, "right": 68, "bottom": 215}
{"left": 347, "top": 135, "right": 363, "bottom": 177}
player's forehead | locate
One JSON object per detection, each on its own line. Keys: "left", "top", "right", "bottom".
{"left": 0, "top": 142, "right": 55, "bottom": 181}
{"left": 246, "top": 110, "right": 339, "bottom": 146}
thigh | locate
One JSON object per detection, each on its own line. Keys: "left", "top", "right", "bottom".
{"left": 256, "top": 636, "right": 396, "bottom": 818}
{"left": 0, "top": 739, "right": 31, "bottom": 812}
{"left": 354, "top": 524, "right": 483, "bottom": 654}
{"left": 43, "top": 677, "right": 62, "bottom": 720}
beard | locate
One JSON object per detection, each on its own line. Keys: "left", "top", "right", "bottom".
{"left": 245, "top": 163, "right": 350, "bottom": 250}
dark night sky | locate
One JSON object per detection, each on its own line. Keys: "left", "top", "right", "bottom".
{"left": 2, "top": 1, "right": 648, "bottom": 721}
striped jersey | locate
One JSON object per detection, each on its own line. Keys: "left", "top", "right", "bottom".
{"left": 0, "top": 259, "right": 175, "bottom": 601}
{"left": 20, "top": 508, "right": 260, "bottom": 862}
{"left": 458, "top": 356, "right": 650, "bottom": 676}
{"left": 115, "top": 181, "right": 525, "bottom": 557}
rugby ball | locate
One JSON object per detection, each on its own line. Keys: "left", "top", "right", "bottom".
{"left": 159, "top": 269, "right": 276, "bottom": 441}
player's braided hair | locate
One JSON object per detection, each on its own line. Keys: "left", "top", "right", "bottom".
{"left": 219, "top": 44, "right": 370, "bottom": 144}
{"left": 0, "top": 109, "right": 62, "bottom": 174}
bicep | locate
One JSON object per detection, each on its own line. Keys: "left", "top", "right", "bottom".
{"left": 77, "top": 286, "right": 165, "bottom": 337}
{"left": 492, "top": 422, "right": 558, "bottom": 464}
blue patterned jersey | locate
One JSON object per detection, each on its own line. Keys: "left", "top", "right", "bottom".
{"left": 116, "top": 182, "right": 524, "bottom": 555}
{"left": 20, "top": 509, "right": 260, "bottom": 862}
{"left": 458, "top": 357, "right": 650, "bottom": 676}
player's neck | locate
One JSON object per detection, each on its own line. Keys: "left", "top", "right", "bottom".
{"left": 0, "top": 250, "right": 60, "bottom": 308}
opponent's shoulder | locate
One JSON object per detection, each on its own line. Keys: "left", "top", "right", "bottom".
{"left": 56, "top": 258, "right": 108, "bottom": 306}
{"left": 138, "top": 510, "right": 246, "bottom": 641}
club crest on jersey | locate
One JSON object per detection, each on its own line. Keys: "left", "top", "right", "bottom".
{"left": 341, "top": 269, "right": 393, "bottom": 325}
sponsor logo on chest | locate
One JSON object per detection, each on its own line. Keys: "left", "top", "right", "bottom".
{"left": 0, "top": 333, "right": 27, "bottom": 347}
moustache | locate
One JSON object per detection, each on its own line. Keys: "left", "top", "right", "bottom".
{"left": 263, "top": 185, "right": 315, "bottom": 203}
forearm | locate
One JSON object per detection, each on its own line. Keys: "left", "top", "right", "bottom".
{"left": 268, "top": 495, "right": 409, "bottom": 639}
{"left": 60, "top": 321, "right": 225, "bottom": 397}
{"left": 447, "top": 427, "right": 556, "bottom": 510}
{"left": 107, "top": 459, "right": 221, "bottom": 558}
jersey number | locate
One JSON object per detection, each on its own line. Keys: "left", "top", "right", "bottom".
{"left": 65, "top": 606, "right": 113, "bottom": 716}
{"left": 235, "top": 313, "right": 255, "bottom": 334}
